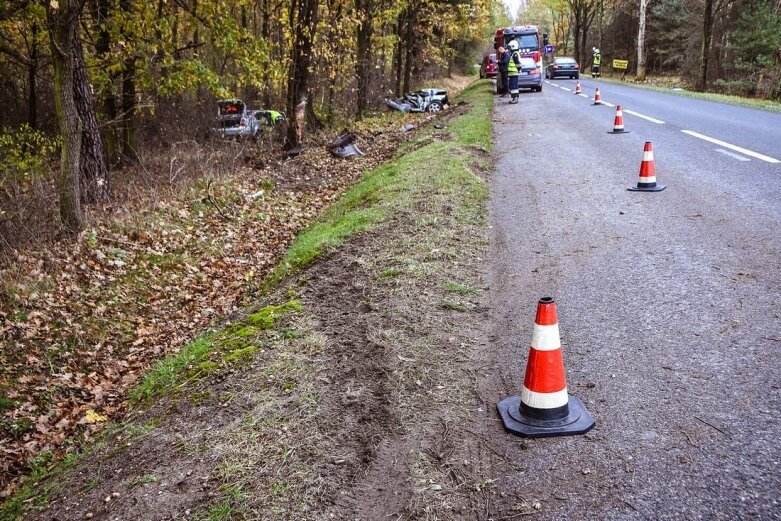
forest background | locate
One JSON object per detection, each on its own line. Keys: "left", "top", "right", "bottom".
{"left": 1, "top": 0, "right": 779, "bottom": 246}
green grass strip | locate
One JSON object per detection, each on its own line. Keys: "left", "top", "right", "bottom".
{"left": 593, "top": 76, "right": 781, "bottom": 113}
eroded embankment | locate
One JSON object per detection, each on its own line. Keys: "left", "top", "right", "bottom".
{"left": 8, "top": 81, "right": 497, "bottom": 520}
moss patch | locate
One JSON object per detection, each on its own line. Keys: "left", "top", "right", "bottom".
{"left": 129, "top": 299, "right": 303, "bottom": 404}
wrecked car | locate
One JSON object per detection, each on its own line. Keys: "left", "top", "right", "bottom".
{"left": 214, "top": 100, "right": 285, "bottom": 139}
{"left": 386, "top": 89, "right": 449, "bottom": 113}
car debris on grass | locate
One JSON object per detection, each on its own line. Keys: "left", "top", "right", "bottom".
{"left": 386, "top": 89, "right": 450, "bottom": 113}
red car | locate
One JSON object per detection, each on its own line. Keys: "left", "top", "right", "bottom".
{"left": 480, "top": 53, "right": 498, "bottom": 78}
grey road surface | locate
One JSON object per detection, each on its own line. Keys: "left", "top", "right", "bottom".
{"left": 550, "top": 76, "right": 780, "bottom": 167}
{"left": 482, "top": 84, "right": 781, "bottom": 520}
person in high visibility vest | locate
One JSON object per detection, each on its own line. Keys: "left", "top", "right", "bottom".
{"left": 498, "top": 46, "right": 510, "bottom": 97}
{"left": 592, "top": 48, "right": 602, "bottom": 78}
{"left": 506, "top": 40, "right": 523, "bottom": 104}
{"left": 260, "top": 110, "right": 286, "bottom": 126}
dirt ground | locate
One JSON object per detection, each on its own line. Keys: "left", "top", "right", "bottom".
{"left": 20, "top": 88, "right": 509, "bottom": 520}
{"left": 0, "top": 115, "right": 420, "bottom": 498}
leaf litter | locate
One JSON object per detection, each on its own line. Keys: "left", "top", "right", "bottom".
{"left": 0, "top": 117, "right": 425, "bottom": 498}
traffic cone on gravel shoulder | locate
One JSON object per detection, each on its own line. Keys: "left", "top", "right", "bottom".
{"left": 593, "top": 88, "right": 602, "bottom": 105}
{"left": 628, "top": 142, "right": 666, "bottom": 192}
{"left": 497, "top": 297, "right": 596, "bottom": 438}
{"left": 608, "top": 105, "right": 629, "bottom": 134}
{"left": 574, "top": 81, "right": 582, "bottom": 94}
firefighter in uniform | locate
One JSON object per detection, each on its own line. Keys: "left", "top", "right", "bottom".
{"left": 506, "top": 40, "right": 523, "bottom": 104}
{"left": 592, "top": 48, "right": 602, "bottom": 78}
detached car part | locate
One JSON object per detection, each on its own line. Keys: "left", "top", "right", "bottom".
{"left": 329, "top": 132, "right": 365, "bottom": 158}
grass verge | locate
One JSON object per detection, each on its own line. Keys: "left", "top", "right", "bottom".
{"left": 593, "top": 76, "right": 781, "bottom": 113}
{"left": 264, "top": 80, "right": 492, "bottom": 289}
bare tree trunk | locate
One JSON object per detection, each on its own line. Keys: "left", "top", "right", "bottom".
{"left": 569, "top": 0, "right": 597, "bottom": 69}
{"left": 285, "top": 0, "right": 319, "bottom": 150}
{"left": 403, "top": 5, "right": 415, "bottom": 94}
{"left": 48, "top": 1, "right": 84, "bottom": 232}
{"left": 636, "top": 0, "right": 648, "bottom": 80}
{"left": 393, "top": 14, "right": 403, "bottom": 96}
{"left": 697, "top": 0, "right": 714, "bottom": 91}
{"left": 261, "top": 0, "right": 272, "bottom": 107}
{"left": 95, "top": 0, "right": 118, "bottom": 165}
{"left": 28, "top": 23, "right": 39, "bottom": 129}
{"left": 120, "top": 0, "right": 138, "bottom": 163}
{"left": 355, "top": 0, "right": 373, "bottom": 116}
{"left": 73, "top": 26, "right": 109, "bottom": 202}
{"left": 572, "top": 11, "right": 582, "bottom": 66}
{"left": 121, "top": 58, "right": 137, "bottom": 162}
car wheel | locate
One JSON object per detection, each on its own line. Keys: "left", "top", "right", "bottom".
{"left": 427, "top": 101, "right": 444, "bottom": 113}
{"left": 575, "top": 73, "right": 579, "bottom": 79}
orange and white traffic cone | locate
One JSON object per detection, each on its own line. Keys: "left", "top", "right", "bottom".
{"left": 608, "top": 105, "right": 629, "bottom": 134}
{"left": 497, "top": 297, "right": 596, "bottom": 438}
{"left": 593, "top": 88, "right": 602, "bottom": 105}
{"left": 573, "top": 81, "right": 582, "bottom": 94}
{"left": 628, "top": 142, "right": 666, "bottom": 192}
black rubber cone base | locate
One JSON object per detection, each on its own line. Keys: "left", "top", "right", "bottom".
{"left": 628, "top": 183, "right": 666, "bottom": 192}
{"left": 497, "top": 395, "right": 595, "bottom": 438}
{"left": 608, "top": 129, "right": 630, "bottom": 134}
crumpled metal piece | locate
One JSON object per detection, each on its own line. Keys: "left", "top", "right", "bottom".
{"left": 332, "top": 142, "right": 365, "bottom": 158}
{"left": 329, "top": 132, "right": 365, "bottom": 158}
{"left": 386, "top": 99, "right": 412, "bottom": 113}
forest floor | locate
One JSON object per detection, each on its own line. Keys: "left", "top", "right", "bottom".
{"left": 3, "top": 80, "right": 495, "bottom": 520}
{"left": 0, "top": 75, "right": 476, "bottom": 506}
{"left": 0, "top": 75, "right": 490, "bottom": 519}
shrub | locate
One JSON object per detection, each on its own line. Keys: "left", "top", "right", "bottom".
{"left": 0, "top": 125, "right": 60, "bottom": 250}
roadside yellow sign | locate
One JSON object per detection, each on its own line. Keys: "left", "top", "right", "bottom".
{"left": 613, "top": 59, "right": 629, "bottom": 70}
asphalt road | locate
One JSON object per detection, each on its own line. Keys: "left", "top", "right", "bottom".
{"left": 483, "top": 82, "right": 781, "bottom": 519}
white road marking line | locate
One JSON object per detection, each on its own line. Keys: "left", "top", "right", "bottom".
{"left": 560, "top": 86, "right": 571, "bottom": 92}
{"left": 602, "top": 101, "right": 615, "bottom": 107}
{"left": 578, "top": 93, "right": 588, "bottom": 98}
{"left": 623, "top": 109, "right": 665, "bottom": 124}
{"left": 550, "top": 82, "right": 559, "bottom": 87}
{"left": 681, "top": 130, "right": 780, "bottom": 163}
{"left": 715, "top": 148, "right": 751, "bottom": 162}
{"left": 544, "top": 80, "right": 551, "bottom": 84}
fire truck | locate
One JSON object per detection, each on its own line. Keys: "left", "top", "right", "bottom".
{"left": 494, "top": 26, "right": 549, "bottom": 94}
{"left": 494, "top": 26, "right": 547, "bottom": 66}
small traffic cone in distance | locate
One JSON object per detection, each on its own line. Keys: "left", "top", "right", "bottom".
{"left": 593, "top": 88, "right": 602, "bottom": 105}
{"left": 574, "top": 81, "right": 582, "bottom": 94}
{"left": 608, "top": 105, "right": 629, "bottom": 134}
{"left": 628, "top": 142, "right": 666, "bottom": 192}
{"left": 497, "top": 297, "right": 596, "bottom": 438}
